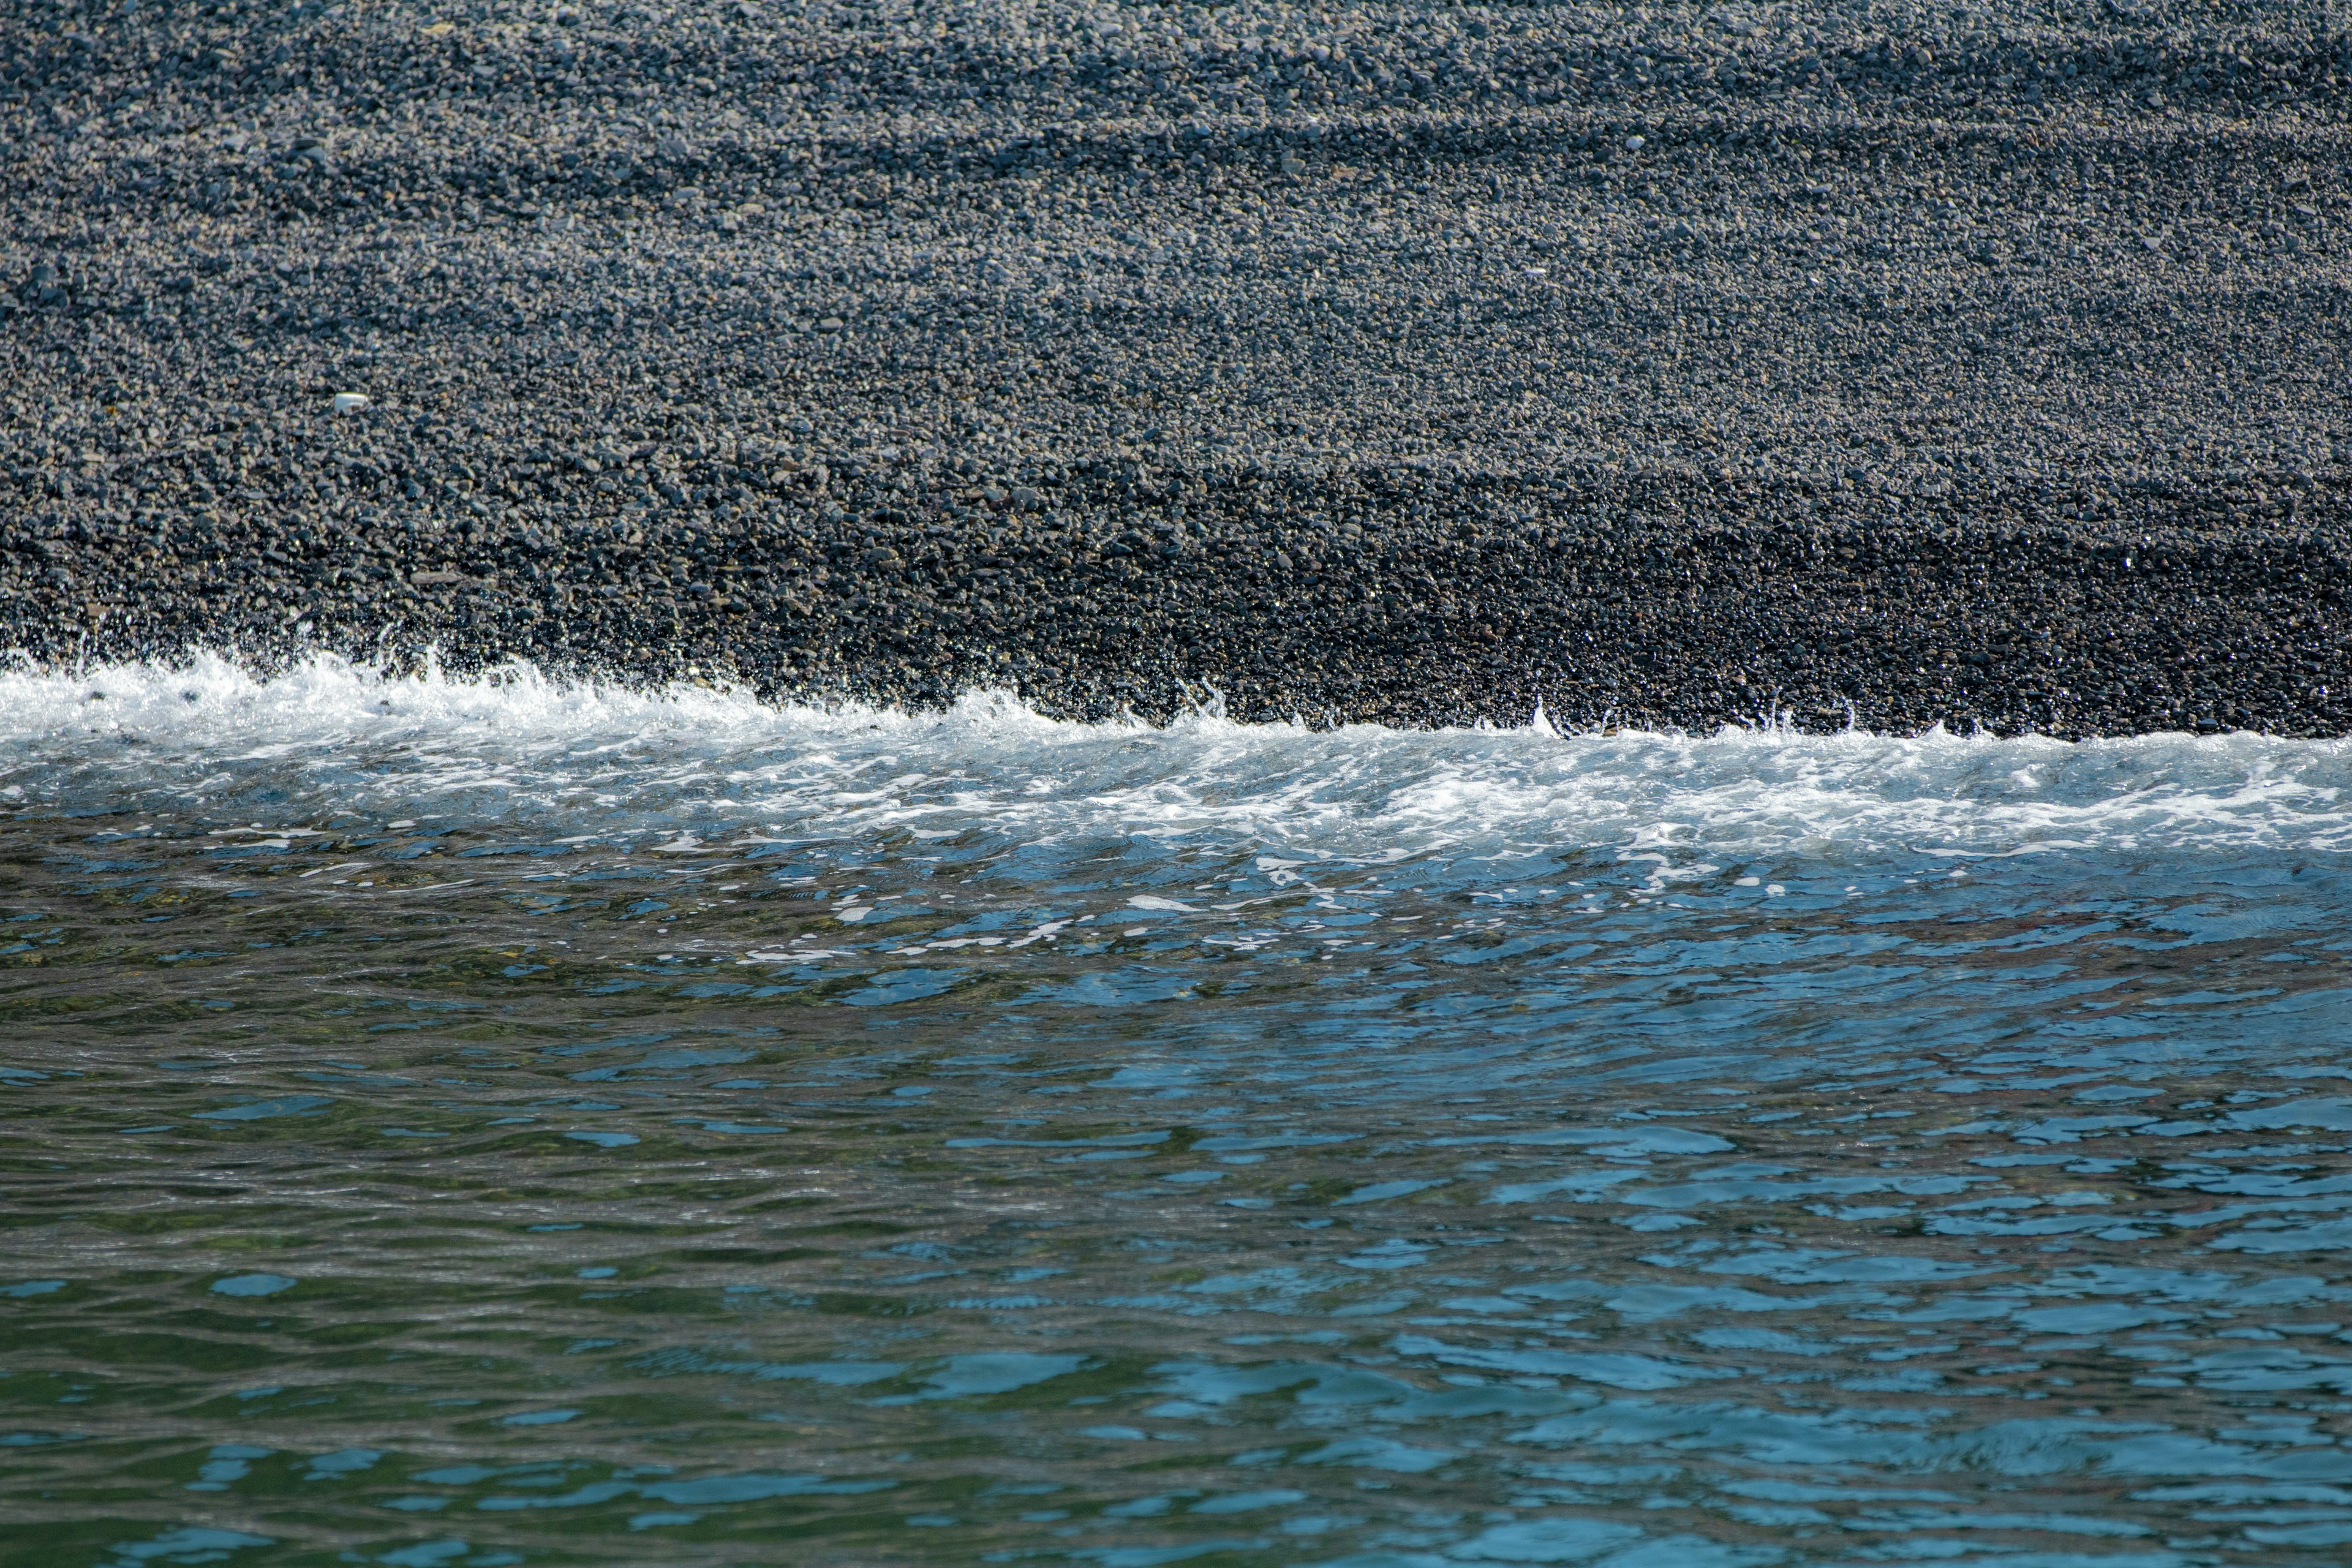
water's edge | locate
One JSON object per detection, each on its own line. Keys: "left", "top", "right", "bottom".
{"left": 12, "top": 505, "right": 2350, "bottom": 742}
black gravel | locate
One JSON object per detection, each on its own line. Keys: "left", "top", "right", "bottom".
{"left": 4, "top": 1, "right": 2348, "bottom": 734}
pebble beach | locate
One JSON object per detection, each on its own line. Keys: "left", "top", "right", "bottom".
{"left": 3, "top": 0, "right": 2348, "bottom": 733}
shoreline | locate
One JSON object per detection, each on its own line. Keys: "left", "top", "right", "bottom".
{"left": 11, "top": 470, "right": 2346, "bottom": 737}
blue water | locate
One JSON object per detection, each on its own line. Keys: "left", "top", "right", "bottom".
{"left": 3, "top": 656, "right": 2350, "bottom": 1566}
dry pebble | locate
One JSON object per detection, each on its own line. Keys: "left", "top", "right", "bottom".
{"left": 2, "top": 0, "right": 2348, "bottom": 734}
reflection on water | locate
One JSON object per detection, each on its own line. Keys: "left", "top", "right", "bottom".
{"left": 2, "top": 658, "right": 2350, "bottom": 1566}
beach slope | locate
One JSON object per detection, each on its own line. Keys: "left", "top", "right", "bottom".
{"left": 2, "top": 1, "right": 2346, "bottom": 733}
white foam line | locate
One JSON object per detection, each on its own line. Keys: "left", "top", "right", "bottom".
{"left": 0, "top": 652, "right": 2346, "bottom": 858}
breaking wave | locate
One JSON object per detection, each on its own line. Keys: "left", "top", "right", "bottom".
{"left": 2, "top": 651, "right": 2346, "bottom": 859}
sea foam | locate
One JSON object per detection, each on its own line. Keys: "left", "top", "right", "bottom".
{"left": 1, "top": 652, "right": 2346, "bottom": 860}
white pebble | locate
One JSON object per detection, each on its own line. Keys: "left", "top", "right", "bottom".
{"left": 331, "top": 392, "right": 369, "bottom": 413}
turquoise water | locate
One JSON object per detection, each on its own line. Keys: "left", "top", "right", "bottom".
{"left": 4, "top": 657, "right": 2351, "bottom": 1567}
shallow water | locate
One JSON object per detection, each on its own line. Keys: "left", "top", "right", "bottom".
{"left": 4, "top": 655, "right": 2350, "bottom": 1568}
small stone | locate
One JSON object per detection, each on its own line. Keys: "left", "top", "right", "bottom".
{"left": 1625, "top": 135, "right": 1646, "bottom": 151}
{"left": 332, "top": 393, "right": 369, "bottom": 413}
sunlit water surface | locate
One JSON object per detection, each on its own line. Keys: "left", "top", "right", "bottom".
{"left": 4, "top": 656, "right": 2351, "bottom": 1568}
